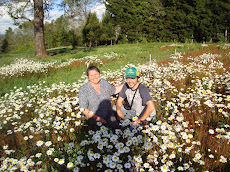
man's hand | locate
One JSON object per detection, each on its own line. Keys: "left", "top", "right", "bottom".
{"left": 117, "top": 109, "right": 125, "bottom": 120}
{"left": 137, "top": 101, "right": 155, "bottom": 122}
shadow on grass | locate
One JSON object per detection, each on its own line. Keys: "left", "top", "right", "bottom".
{"left": 47, "top": 47, "right": 71, "bottom": 56}
{"left": 47, "top": 46, "right": 98, "bottom": 56}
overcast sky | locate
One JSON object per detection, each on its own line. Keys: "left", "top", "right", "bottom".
{"left": 0, "top": 3, "right": 106, "bottom": 35}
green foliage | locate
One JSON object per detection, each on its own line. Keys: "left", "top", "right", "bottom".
{"left": 105, "top": 0, "right": 166, "bottom": 43}
{"left": 16, "top": 22, "right": 34, "bottom": 51}
{"left": 45, "top": 15, "right": 72, "bottom": 49}
{"left": 69, "top": 29, "right": 80, "bottom": 49}
{"left": 100, "top": 12, "right": 116, "bottom": 45}
{"left": 16, "top": 41, "right": 34, "bottom": 52}
{"left": 1, "top": 39, "right": 8, "bottom": 53}
{"left": 217, "top": 33, "right": 226, "bottom": 43}
{"left": 0, "top": 35, "right": 4, "bottom": 53}
{"left": 2, "top": 27, "right": 16, "bottom": 53}
{"left": 104, "top": 0, "right": 230, "bottom": 43}
{"left": 82, "top": 12, "right": 101, "bottom": 48}
{"left": 1, "top": 23, "right": 34, "bottom": 53}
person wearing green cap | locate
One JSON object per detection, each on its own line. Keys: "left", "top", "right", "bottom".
{"left": 116, "top": 67, "right": 156, "bottom": 128}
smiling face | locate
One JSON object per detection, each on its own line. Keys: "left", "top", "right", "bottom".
{"left": 88, "top": 69, "right": 100, "bottom": 85}
{"left": 126, "top": 77, "right": 138, "bottom": 89}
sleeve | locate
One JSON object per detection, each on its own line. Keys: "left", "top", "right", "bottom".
{"left": 139, "top": 84, "right": 152, "bottom": 105}
{"left": 102, "top": 79, "right": 116, "bottom": 95}
{"left": 118, "top": 83, "right": 128, "bottom": 98}
{"left": 79, "top": 86, "right": 89, "bottom": 110}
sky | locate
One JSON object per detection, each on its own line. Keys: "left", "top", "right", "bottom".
{"left": 0, "top": 2, "right": 106, "bottom": 35}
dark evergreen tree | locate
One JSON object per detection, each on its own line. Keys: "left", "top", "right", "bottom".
{"left": 142, "top": 0, "right": 165, "bottom": 42}
{"left": 69, "top": 29, "right": 79, "bottom": 49}
{"left": 209, "top": 0, "right": 230, "bottom": 42}
{"left": 130, "top": 0, "right": 148, "bottom": 43}
{"left": 162, "top": 0, "right": 195, "bottom": 42}
{"left": 1, "top": 39, "right": 8, "bottom": 53}
{"left": 101, "top": 12, "right": 116, "bottom": 46}
{"left": 105, "top": 0, "right": 133, "bottom": 42}
{"left": 2, "top": 28, "right": 16, "bottom": 52}
{"left": 82, "top": 12, "right": 100, "bottom": 48}
{"left": 45, "top": 15, "right": 72, "bottom": 49}
{"left": 192, "top": 0, "right": 213, "bottom": 42}
{"left": 105, "top": 0, "right": 165, "bottom": 43}
{"left": 54, "top": 16, "right": 70, "bottom": 47}
{"left": 45, "top": 22, "right": 56, "bottom": 49}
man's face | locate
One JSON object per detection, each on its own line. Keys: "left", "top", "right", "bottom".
{"left": 126, "top": 77, "right": 138, "bottom": 89}
{"left": 88, "top": 69, "right": 100, "bottom": 84}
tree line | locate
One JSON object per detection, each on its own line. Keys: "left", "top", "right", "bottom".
{"left": 0, "top": 12, "right": 115, "bottom": 53}
{"left": 1, "top": 0, "right": 229, "bottom": 56}
{"left": 104, "top": 0, "right": 229, "bottom": 43}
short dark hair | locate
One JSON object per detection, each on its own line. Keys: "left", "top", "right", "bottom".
{"left": 87, "top": 66, "right": 100, "bottom": 76}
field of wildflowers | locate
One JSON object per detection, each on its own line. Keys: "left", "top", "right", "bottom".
{"left": 0, "top": 44, "right": 229, "bottom": 172}
{"left": 0, "top": 52, "right": 122, "bottom": 80}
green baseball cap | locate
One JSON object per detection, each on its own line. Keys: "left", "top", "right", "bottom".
{"left": 125, "top": 67, "right": 139, "bottom": 79}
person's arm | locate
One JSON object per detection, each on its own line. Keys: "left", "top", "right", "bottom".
{"left": 116, "top": 96, "right": 125, "bottom": 120}
{"left": 82, "top": 108, "right": 107, "bottom": 124}
{"left": 133, "top": 100, "right": 155, "bottom": 125}
{"left": 114, "top": 83, "right": 125, "bottom": 94}
{"left": 79, "top": 85, "right": 107, "bottom": 124}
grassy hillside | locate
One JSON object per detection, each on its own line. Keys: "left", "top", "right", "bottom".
{"left": 0, "top": 42, "right": 218, "bottom": 96}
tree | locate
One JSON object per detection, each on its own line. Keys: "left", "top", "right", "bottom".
{"left": 139, "top": 0, "right": 165, "bottom": 42}
{"left": 105, "top": 0, "right": 165, "bottom": 43}
{"left": 130, "top": 0, "right": 145, "bottom": 43}
{"left": 0, "top": 34, "right": 4, "bottom": 53}
{"left": 62, "top": 0, "right": 97, "bottom": 26}
{"left": 33, "top": 0, "right": 47, "bottom": 57}
{"left": 54, "top": 15, "right": 70, "bottom": 47}
{"left": 161, "top": 0, "right": 195, "bottom": 42}
{"left": 1, "top": 23, "right": 35, "bottom": 53}
{"left": 14, "top": 22, "right": 34, "bottom": 51}
{"left": 161, "top": 0, "right": 216, "bottom": 43}
{"left": 1, "top": 0, "right": 48, "bottom": 57}
{"left": 100, "top": 12, "right": 115, "bottom": 46}
{"left": 1, "top": 27, "right": 16, "bottom": 53}
{"left": 105, "top": 0, "right": 133, "bottom": 42}
{"left": 45, "top": 15, "right": 73, "bottom": 49}
{"left": 1, "top": 39, "right": 8, "bottom": 53}
{"left": 210, "top": 0, "right": 230, "bottom": 43}
{"left": 1, "top": 0, "right": 102, "bottom": 57}
{"left": 69, "top": 28, "right": 80, "bottom": 49}
{"left": 44, "top": 21, "right": 56, "bottom": 49}
{"left": 191, "top": 0, "right": 213, "bottom": 43}
{"left": 82, "top": 12, "right": 100, "bottom": 48}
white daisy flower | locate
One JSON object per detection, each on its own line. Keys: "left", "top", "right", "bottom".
{"left": 36, "top": 140, "right": 44, "bottom": 147}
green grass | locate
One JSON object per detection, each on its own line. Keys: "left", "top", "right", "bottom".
{"left": 0, "top": 42, "right": 204, "bottom": 96}
{"left": 0, "top": 49, "right": 35, "bottom": 67}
